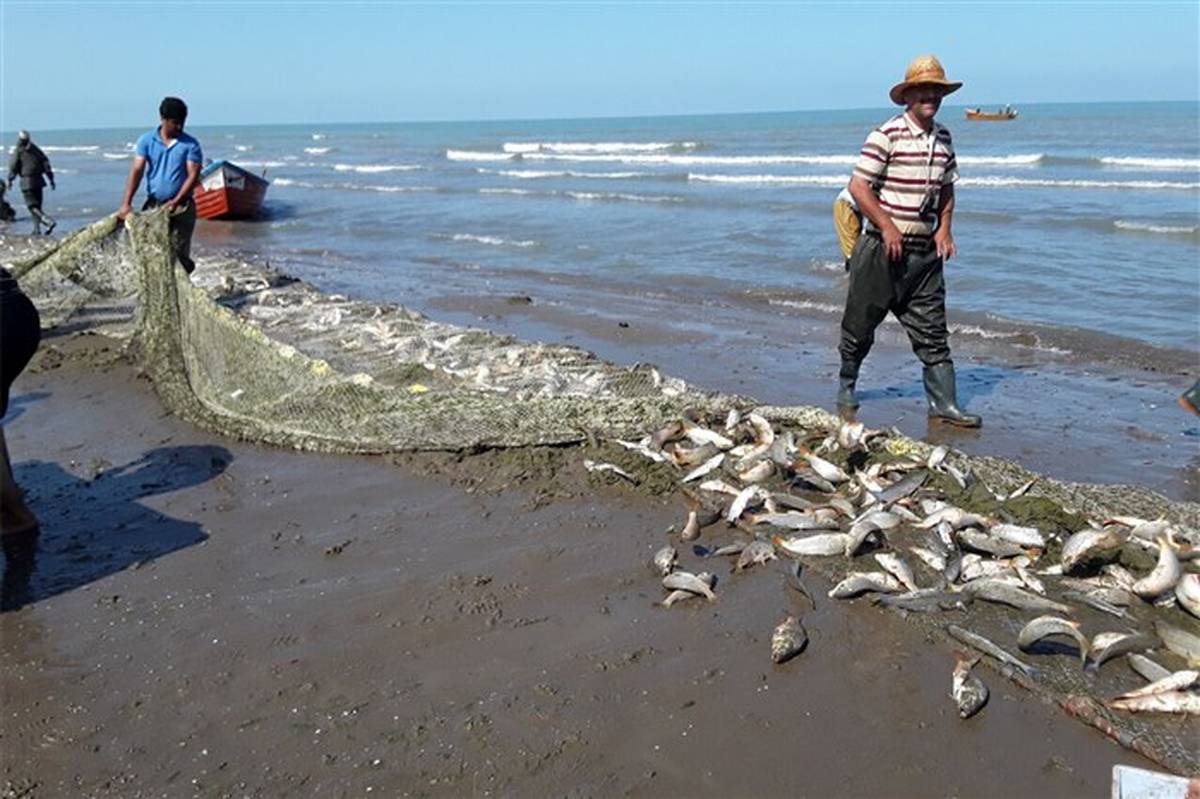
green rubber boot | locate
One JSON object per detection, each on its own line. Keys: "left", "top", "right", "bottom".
{"left": 924, "top": 362, "right": 982, "bottom": 428}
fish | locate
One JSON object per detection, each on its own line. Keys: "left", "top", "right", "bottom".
{"left": 773, "top": 533, "right": 853, "bottom": 558}
{"left": 868, "top": 470, "right": 927, "bottom": 506}
{"left": 727, "top": 485, "right": 766, "bottom": 523}
{"left": 1061, "top": 591, "right": 1131, "bottom": 619}
{"left": 793, "top": 471, "right": 837, "bottom": 494}
{"left": 1107, "top": 691, "right": 1200, "bottom": 715}
{"left": 1176, "top": 573, "right": 1200, "bottom": 618}
{"left": 1113, "top": 670, "right": 1199, "bottom": 700}
{"left": 797, "top": 448, "right": 850, "bottom": 484}
{"left": 960, "top": 579, "right": 1072, "bottom": 614}
{"left": 1154, "top": 621, "right": 1200, "bottom": 666}
{"left": 1108, "top": 516, "right": 1171, "bottom": 541}
{"left": 652, "top": 545, "right": 678, "bottom": 576}
{"left": 826, "top": 497, "right": 858, "bottom": 518}
{"left": 1061, "top": 526, "right": 1128, "bottom": 574}
{"left": 748, "top": 511, "right": 839, "bottom": 531}
{"left": 1126, "top": 653, "right": 1172, "bottom": 683}
{"left": 1087, "top": 631, "right": 1158, "bottom": 671}
{"left": 683, "top": 423, "right": 734, "bottom": 450}
{"left": 828, "top": 571, "right": 903, "bottom": 599}
{"left": 662, "top": 570, "right": 717, "bottom": 601}
{"left": 917, "top": 506, "right": 990, "bottom": 532}
{"left": 957, "top": 528, "right": 1027, "bottom": 559}
{"left": 670, "top": 441, "right": 720, "bottom": 469}
{"left": 735, "top": 539, "right": 777, "bottom": 572}
{"left": 737, "top": 459, "right": 774, "bottom": 484}
{"left": 989, "top": 523, "right": 1046, "bottom": 549}
{"left": 680, "top": 510, "right": 701, "bottom": 541}
{"left": 1013, "top": 562, "right": 1046, "bottom": 595}
{"left": 854, "top": 510, "right": 903, "bottom": 531}
{"left": 947, "top": 625, "right": 1038, "bottom": 678}
{"left": 837, "top": 420, "right": 866, "bottom": 452}
{"left": 583, "top": 460, "right": 636, "bottom": 482}
{"left": 650, "top": 420, "right": 686, "bottom": 450}
{"left": 1017, "top": 616, "right": 1090, "bottom": 666}
{"left": 771, "top": 616, "right": 808, "bottom": 664}
{"left": 740, "top": 413, "right": 775, "bottom": 460}
{"left": 846, "top": 521, "right": 886, "bottom": 557}
{"left": 873, "top": 589, "right": 970, "bottom": 613}
{"left": 927, "top": 445, "right": 949, "bottom": 470}
{"left": 682, "top": 453, "right": 726, "bottom": 483}
{"left": 909, "top": 546, "right": 947, "bottom": 574}
{"left": 951, "top": 654, "right": 989, "bottom": 719}
{"left": 708, "top": 542, "right": 746, "bottom": 558}
{"left": 698, "top": 478, "right": 741, "bottom": 496}
{"left": 944, "top": 463, "right": 973, "bottom": 490}
{"left": 767, "top": 493, "right": 819, "bottom": 512}
{"left": 1131, "top": 537, "right": 1181, "bottom": 600}
{"left": 781, "top": 560, "right": 816, "bottom": 608}
{"left": 614, "top": 438, "right": 670, "bottom": 464}
{"left": 997, "top": 477, "right": 1037, "bottom": 502}
{"left": 874, "top": 552, "right": 919, "bottom": 592}
{"left": 661, "top": 589, "right": 701, "bottom": 608}
{"left": 723, "top": 408, "right": 741, "bottom": 433}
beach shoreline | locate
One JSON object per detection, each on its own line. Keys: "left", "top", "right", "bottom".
{"left": 0, "top": 332, "right": 1167, "bottom": 797}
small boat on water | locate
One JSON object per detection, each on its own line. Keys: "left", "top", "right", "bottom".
{"left": 965, "top": 107, "right": 1019, "bottom": 121}
{"left": 194, "top": 160, "right": 270, "bottom": 220}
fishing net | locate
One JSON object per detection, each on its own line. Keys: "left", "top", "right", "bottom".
{"left": 9, "top": 214, "right": 1199, "bottom": 775}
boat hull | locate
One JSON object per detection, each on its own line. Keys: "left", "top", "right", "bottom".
{"left": 965, "top": 110, "right": 1018, "bottom": 121}
{"left": 195, "top": 162, "right": 270, "bottom": 220}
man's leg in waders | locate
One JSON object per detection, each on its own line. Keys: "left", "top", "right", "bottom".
{"left": 169, "top": 199, "right": 197, "bottom": 274}
{"left": 837, "top": 233, "right": 892, "bottom": 415}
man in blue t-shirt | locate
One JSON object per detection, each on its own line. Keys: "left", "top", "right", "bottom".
{"left": 117, "top": 97, "right": 203, "bottom": 273}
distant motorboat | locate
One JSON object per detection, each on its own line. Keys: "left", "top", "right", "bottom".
{"left": 965, "top": 107, "right": 1019, "bottom": 121}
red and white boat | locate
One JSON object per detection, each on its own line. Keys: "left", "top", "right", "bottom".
{"left": 194, "top": 160, "right": 270, "bottom": 220}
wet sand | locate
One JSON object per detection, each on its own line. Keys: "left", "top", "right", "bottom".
{"left": 0, "top": 334, "right": 1164, "bottom": 797}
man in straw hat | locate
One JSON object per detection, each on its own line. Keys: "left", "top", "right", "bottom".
{"left": 838, "top": 54, "right": 981, "bottom": 427}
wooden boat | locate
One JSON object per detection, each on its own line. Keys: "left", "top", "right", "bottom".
{"left": 965, "top": 107, "right": 1019, "bottom": 121}
{"left": 194, "top": 160, "right": 270, "bottom": 220}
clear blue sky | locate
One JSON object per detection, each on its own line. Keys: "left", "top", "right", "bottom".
{"left": 2, "top": 1, "right": 1197, "bottom": 130}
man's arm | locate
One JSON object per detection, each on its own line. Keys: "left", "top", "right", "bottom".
{"left": 166, "top": 159, "right": 201, "bottom": 210}
{"left": 849, "top": 175, "right": 903, "bottom": 261}
{"left": 41, "top": 149, "right": 54, "bottom": 189}
{"left": 6, "top": 151, "right": 17, "bottom": 189}
{"left": 117, "top": 156, "right": 148, "bottom": 220}
{"left": 934, "top": 183, "right": 956, "bottom": 261}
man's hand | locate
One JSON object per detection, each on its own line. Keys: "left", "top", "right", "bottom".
{"left": 49, "top": 180, "right": 55, "bottom": 191}
{"left": 164, "top": 198, "right": 179, "bottom": 213}
{"left": 116, "top": 203, "right": 133, "bottom": 221}
{"left": 934, "top": 229, "right": 957, "bottom": 261}
{"left": 881, "top": 223, "right": 904, "bottom": 261}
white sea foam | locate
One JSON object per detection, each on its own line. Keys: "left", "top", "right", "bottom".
{"left": 481, "top": 168, "right": 652, "bottom": 180}
{"left": 502, "top": 141, "right": 699, "bottom": 154}
{"left": 480, "top": 187, "right": 536, "bottom": 196}
{"left": 237, "top": 160, "right": 290, "bottom": 168}
{"left": 273, "top": 177, "right": 432, "bottom": 194}
{"left": 767, "top": 298, "right": 844, "bottom": 315}
{"left": 688, "top": 173, "right": 845, "bottom": 186}
{"left": 102, "top": 152, "right": 130, "bottom": 160}
{"left": 960, "top": 176, "right": 1199, "bottom": 190}
{"left": 235, "top": 145, "right": 253, "bottom": 152}
{"left": 958, "top": 154, "right": 1044, "bottom": 166}
{"left": 1100, "top": 156, "right": 1200, "bottom": 170}
{"left": 564, "top": 190, "right": 682, "bottom": 203}
{"left": 311, "top": 133, "right": 326, "bottom": 141}
{"left": 447, "top": 150, "right": 518, "bottom": 162}
{"left": 440, "top": 233, "right": 538, "bottom": 248}
{"left": 40, "top": 145, "right": 100, "bottom": 152}
{"left": 524, "top": 152, "right": 853, "bottom": 166}
{"left": 305, "top": 146, "right": 333, "bottom": 155}
{"left": 1114, "top": 220, "right": 1199, "bottom": 235}
{"left": 333, "top": 163, "right": 422, "bottom": 173}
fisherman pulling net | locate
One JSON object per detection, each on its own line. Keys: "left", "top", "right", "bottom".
{"left": 9, "top": 213, "right": 1200, "bottom": 775}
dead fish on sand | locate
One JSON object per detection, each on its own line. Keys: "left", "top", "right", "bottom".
{"left": 583, "top": 459, "right": 636, "bottom": 482}
{"left": 872, "top": 589, "right": 970, "bottom": 614}
{"left": 988, "top": 523, "right": 1046, "bottom": 550}
{"left": 1061, "top": 526, "right": 1127, "bottom": 574}
{"left": 771, "top": 616, "right": 809, "bottom": 664}
{"left": 1154, "top": 621, "right": 1200, "bottom": 666}
{"left": 1107, "top": 515, "right": 1171, "bottom": 541}
{"left": 951, "top": 654, "right": 989, "bottom": 719}
{"left": 737, "top": 459, "right": 774, "bottom": 484}
{"left": 957, "top": 528, "right": 1027, "bottom": 559}
{"left": 1086, "top": 631, "right": 1159, "bottom": 672}
{"left": 1107, "top": 691, "right": 1200, "bottom": 715}
{"left": 874, "top": 552, "right": 919, "bottom": 592}
{"left": 773, "top": 533, "right": 853, "bottom": 558}
{"left": 613, "top": 438, "right": 669, "bottom": 464}
{"left": 652, "top": 545, "right": 678, "bottom": 576}
{"left": 960, "top": 579, "right": 1071, "bottom": 614}
{"left": 682, "top": 453, "right": 725, "bottom": 483}
{"left": 829, "top": 571, "right": 903, "bottom": 599}
{"left": 661, "top": 589, "right": 702, "bottom": 608}
{"left": 1126, "top": 653, "right": 1172, "bottom": 683}
{"left": 748, "top": 510, "right": 839, "bottom": 531}
{"left": 734, "top": 539, "right": 777, "bottom": 572}
{"left": 947, "top": 624, "right": 1038, "bottom": 678}
{"left": 1112, "top": 670, "right": 1199, "bottom": 700}
{"left": 796, "top": 448, "right": 850, "bottom": 484}
{"left": 1061, "top": 590, "right": 1131, "bottom": 620}
{"left": 662, "top": 570, "right": 717, "bottom": 601}
{"left": 1017, "top": 616, "right": 1089, "bottom": 666}
{"left": 1131, "top": 536, "right": 1181, "bottom": 600}
{"left": 680, "top": 510, "right": 701, "bottom": 541}
{"left": 868, "top": 470, "right": 928, "bottom": 506}
{"left": 1175, "top": 573, "right": 1200, "bottom": 619}
{"left": 727, "top": 485, "right": 767, "bottom": 523}
{"left": 682, "top": 422, "right": 734, "bottom": 450}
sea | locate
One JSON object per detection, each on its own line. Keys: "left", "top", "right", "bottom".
{"left": 5, "top": 101, "right": 1199, "bottom": 369}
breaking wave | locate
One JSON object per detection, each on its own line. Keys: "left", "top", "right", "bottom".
{"left": 688, "top": 173, "right": 845, "bottom": 186}
{"left": 333, "top": 163, "right": 422, "bottom": 173}
{"left": 479, "top": 187, "right": 683, "bottom": 204}
{"left": 305, "top": 146, "right": 333, "bottom": 155}
{"left": 960, "top": 176, "right": 1199, "bottom": 190}
{"left": 479, "top": 168, "right": 660, "bottom": 180}
{"left": 1100, "top": 156, "right": 1200, "bottom": 170}
{"left": 40, "top": 145, "right": 100, "bottom": 152}
{"left": 102, "top": 152, "right": 130, "bottom": 160}
{"left": 447, "top": 150, "right": 518, "bottom": 162}
{"left": 273, "top": 178, "right": 434, "bottom": 194}
{"left": 502, "top": 141, "right": 699, "bottom": 154}
{"left": 436, "top": 233, "right": 539, "bottom": 248}
{"left": 1114, "top": 220, "right": 1199, "bottom": 235}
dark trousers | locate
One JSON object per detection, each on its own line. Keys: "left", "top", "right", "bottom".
{"left": 20, "top": 186, "right": 42, "bottom": 212}
{"left": 143, "top": 196, "right": 197, "bottom": 273}
{"left": 838, "top": 231, "right": 951, "bottom": 379}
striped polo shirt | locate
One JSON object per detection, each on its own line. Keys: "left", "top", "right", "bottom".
{"left": 852, "top": 111, "right": 958, "bottom": 236}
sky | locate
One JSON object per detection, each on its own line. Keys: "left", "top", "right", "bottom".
{"left": 1, "top": 1, "right": 1197, "bottom": 131}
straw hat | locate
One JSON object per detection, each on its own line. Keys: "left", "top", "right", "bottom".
{"left": 889, "top": 55, "right": 962, "bottom": 105}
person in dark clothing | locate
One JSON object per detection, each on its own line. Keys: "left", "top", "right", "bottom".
{"left": 0, "top": 181, "right": 16, "bottom": 223}
{"left": 117, "top": 97, "right": 203, "bottom": 273}
{"left": 6, "top": 130, "right": 56, "bottom": 235}
{"left": 0, "top": 266, "right": 41, "bottom": 536}
{"left": 838, "top": 55, "right": 981, "bottom": 427}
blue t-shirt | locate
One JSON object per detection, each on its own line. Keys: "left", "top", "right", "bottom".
{"left": 135, "top": 128, "right": 203, "bottom": 201}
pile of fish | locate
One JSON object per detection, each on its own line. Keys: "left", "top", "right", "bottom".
{"left": 605, "top": 410, "right": 1200, "bottom": 720}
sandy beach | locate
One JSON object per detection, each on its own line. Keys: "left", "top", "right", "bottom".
{"left": 0, "top": 318, "right": 1178, "bottom": 798}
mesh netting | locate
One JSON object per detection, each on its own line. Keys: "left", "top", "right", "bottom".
{"left": 10, "top": 214, "right": 1199, "bottom": 775}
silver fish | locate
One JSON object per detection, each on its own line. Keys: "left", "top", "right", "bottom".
{"left": 918, "top": 506, "right": 990, "bottom": 532}
{"left": 683, "top": 424, "right": 734, "bottom": 450}
{"left": 1175, "top": 573, "right": 1200, "bottom": 619}
{"left": 708, "top": 542, "right": 746, "bottom": 558}
{"left": 670, "top": 441, "right": 720, "bottom": 468}
{"left": 737, "top": 459, "right": 774, "bottom": 484}
{"left": 1113, "top": 670, "right": 1199, "bottom": 700}
{"left": 1126, "top": 653, "right": 1172, "bottom": 683}
{"left": 998, "top": 477, "right": 1037, "bottom": 502}
{"left": 947, "top": 624, "right": 1038, "bottom": 678}
{"left": 698, "top": 478, "right": 741, "bottom": 496}
{"left": 1108, "top": 515, "right": 1171, "bottom": 541}
{"left": 682, "top": 453, "right": 726, "bottom": 483}
{"left": 1017, "top": 616, "right": 1089, "bottom": 666}
{"left": 927, "top": 445, "right": 949, "bottom": 470}
{"left": 869, "top": 470, "right": 927, "bottom": 505}
{"left": 1014, "top": 562, "right": 1046, "bottom": 595}
{"left": 663, "top": 570, "right": 717, "bottom": 601}
{"left": 680, "top": 509, "right": 701, "bottom": 542}
{"left": 798, "top": 449, "right": 850, "bottom": 484}
{"left": 1154, "top": 621, "right": 1200, "bottom": 666}
{"left": 847, "top": 520, "right": 887, "bottom": 557}
{"left": 989, "top": 523, "right": 1046, "bottom": 549}
{"left": 1087, "top": 631, "right": 1158, "bottom": 671}
{"left": 951, "top": 654, "right": 989, "bottom": 719}
{"left": 735, "top": 539, "right": 777, "bottom": 572}
{"left": 614, "top": 438, "right": 670, "bottom": 464}
{"left": 837, "top": 420, "right": 867, "bottom": 452}
{"left": 1061, "top": 526, "right": 1128, "bottom": 574}
{"left": 961, "top": 579, "right": 1071, "bottom": 614}
{"left": 910, "top": 546, "right": 947, "bottom": 574}
{"left": 829, "top": 571, "right": 903, "bottom": 599}
{"left": 652, "top": 545, "right": 678, "bottom": 576}
{"left": 874, "top": 552, "right": 919, "bottom": 592}
{"left": 1107, "top": 691, "right": 1200, "bottom": 715}
{"left": 727, "top": 485, "right": 766, "bottom": 523}
{"left": 583, "top": 459, "right": 636, "bottom": 482}
{"left": 854, "top": 510, "right": 903, "bottom": 530}
{"left": 1062, "top": 591, "right": 1131, "bottom": 620}
{"left": 748, "top": 510, "right": 839, "bottom": 531}
{"left": 768, "top": 492, "right": 819, "bottom": 512}
{"left": 774, "top": 533, "right": 852, "bottom": 557}
{"left": 873, "top": 589, "right": 970, "bottom": 613}
{"left": 1131, "top": 537, "right": 1181, "bottom": 600}
{"left": 723, "top": 408, "right": 742, "bottom": 434}
{"left": 793, "top": 471, "right": 837, "bottom": 494}
{"left": 771, "top": 616, "right": 808, "bottom": 664}
{"left": 958, "top": 528, "right": 1027, "bottom": 559}
{"left": 661, "top": 589, "right": 701, "bottom": 608}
